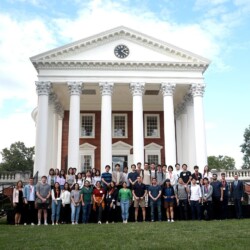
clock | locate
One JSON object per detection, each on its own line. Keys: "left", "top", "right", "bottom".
{"left": 114, "top": 44, "right": 129, "bottom": 59}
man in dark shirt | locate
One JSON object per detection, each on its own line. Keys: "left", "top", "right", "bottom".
{"left": 191, "top": 166, "right": 202, "bottom": 185}
{"left": 128, "top": 164, "right": 139, "bottom": 189}
{"left": 220, "top": 173, "right": 229, "bottom": 220}
{"left": 180, "top": 164, "right": 192, "bottom": 185}
{"left": 132, "top": 176, "right": 147, "bottom": 222}
{"left": 211, "top": 173, "right": 222, "bottom": 220}
{"left": 101, "top": 165, "right": 112, "bottom": 190}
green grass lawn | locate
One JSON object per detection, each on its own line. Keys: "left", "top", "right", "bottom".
{"left": 0, "top": 217, "right": 249, "bottom": 250}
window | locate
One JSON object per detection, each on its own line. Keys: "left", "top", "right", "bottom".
{"left": 147, "top": 155, "right": 159, "bottom": 165}
{"left": 112, "top": 114, "right": 128, "bottom": 138}
{"left": 145, "top": 114, "right": 160, "bottom": 138}
{"left": 80, "top": 114, "right": 95, "bottom": 138}
{"left": 80, "top": 155, "right": 92, "bottom": 172}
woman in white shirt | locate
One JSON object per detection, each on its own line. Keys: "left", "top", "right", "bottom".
{"left": 75, "top": 173, "right": 84, "bottom": 189}
{"left": 93, "top": 170, "right": 101, "bottom": 187}
{"left": 166, "top": 165, "right": 177, "bottom": 188}
{"left": 203, "top": 165, "right": 212, "bottom": 181}
{"left": 61, "top": 182, "right": 71, "bottom": 224}
{"left": 51, "top": 182, "right": 62, "bottom": 225}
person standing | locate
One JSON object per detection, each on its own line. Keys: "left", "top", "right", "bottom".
{"left": 163, "top": 179, "right": 175, "bottom": 222}
{"left": 59, "top": 169, "right": 66, "bottom": 190}
{"left": 201, "top": 177, "right": 213, "bottom": 220}
{"left": 93, "top": 170, "right": 101, "bottom": 187}
{"left": 175, "top": 177, "right": 189, "bottom": 220}
{"left": 156, "top": 165, "right": 164, "bottom": 185}
{"left": 13, "top": 180, "right": 24, "bottom": 226}
{"left": 51, "top": 182, "right": 62, "bottom": 225}
{"left": 211, "top": 173, "right": 222, "bottom": 220}
{"left": 118, "top": 181, "right": 132, "bottom": 223}
{"left": 231, "top": 174, "right": 244, "bottom": 219}
{"left": 132, "top": 176, "right": 147, "bottom": 222}
{"left": 61, "top": 182, "right": 71, "bottom": 224}
{"left": 105, "top": 181, "right": 118, "bottom": 224}
{"left": 189, "top": 178, "right": 202, "bottom": 220}
{"left": 136, "top": 162, "right": 144, "bottom": 178}
{"left": 128, "top": 164, "right": 139, "bottom": 189}
{"left": 148, "top": 178, "right": 162, "bottom": 222}
{"left": 166, "top": 165, "right": 177, "bottom": 188}
{"left": 122, "top": 166, "right": 129, "bottom": 186}
{"left": 101, "top": 165, "right": 112, "bottom": 190}
{"left": 80, "top": 180, "right": 93, "bottom": 224}
{"left": 66, "top": 167, "right": 75, "bottom": 190}
{"left": 23, "top": 177, "right": 36, "bottom": 226}
{"left": 93, "top": 181, "right": 105, "bottom": 224}
{"left": 203, "top": 165, "right": 212, "bottom": 181}
{"left": 70, "top": 183, "right": 81, "bottom": 224}
{"left": 112, "top": 164, "right": 124, "bottom": 189}
{"left": 174, "top": 163, "right": 182, "bottom": 180}
{"left": 180, "top": 164, "right": 192, "bottom": 185}
{"left": 191, "top": 166, "right": 202, "bottom": 185}
{"left": 36, "top": 176, "right": 51, "bottom": 225}
{"left": 220, "top": 173, "right": 229, "bottom": 219}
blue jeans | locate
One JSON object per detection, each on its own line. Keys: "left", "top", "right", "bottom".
{"left": 150, "top": 199, "right": 162, "bottom": 221}
{"left": 82, "top": 202, "right": 92, "bottom": 223}
{"left": 120, "top": 200, "right": 130, "bottom": 221}
{"left": 51, "top": 200, "right": 62, "bottom": 222}
{"left": 71, "top": 203, "right": 80, "bottom": 223}
{"left": 190, "top": 200, "right": 201, "bottom": 220}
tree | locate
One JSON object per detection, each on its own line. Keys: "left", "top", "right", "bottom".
{"left": 207, "top": 155, "right": 236, "bottom": 171}
{"left": 0, "top": 141, "right": 35, "bottom": 172}
{"left": 240, "top": 125, "right": 250, "bottom": 169}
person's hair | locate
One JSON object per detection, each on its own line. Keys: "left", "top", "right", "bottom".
{"left": 213, "top": 173, "right": 218, "bottom": 177}
{"left": 221, "top": 173, "right": 225, "bottom": 176}
{"left": 137, "top": 162, "right": 141, "bottom": 165}
{"left": 175, "top": 163, "right": 180, "bottom": 167}
{"left": 74, "top": 183, "right": 80, "bottom": 190}
{"left": 95, "top": 170, "right": 100, "bottom": 176}
{"left": 68, "top": 167, "right": 73, "bottom": 175}
{"left": 76, "top": 173, "right": 82, "bottom": 180}
{"left": 182, "top": 164, "right": 187, "bottom": 168}
{"left": 163, "top": 179, "right": 171, "bottom": 187}
{"left": 16, "top": 180, "right": 23, "bottom": 188}
{"left": 203, "top": 165, "right": 209, "bottom": 175}
{"left": 123, "top": 166, "right": 128, "bottom": 170}
{"left": 60, "top": 169, "right": 66, "bottom": 179}
{"left": 157, "top": 164, "right": 162, "bottom": 167}
{"left": 203, "top": 177, "right": 208, "bottom": 181}
{"left": 109, "top": 181, "right": 116, "bottom": 189}
{"left": 49, "top": 168, "right": 54, "bottom": 175}
{"left": 131, "top": 164, "right": 136, "bottom": 169}
{"left": 144, "top": 162, "right": 149, "bottom": 165}
{"left": 168, "top": 165, "right": 173, "bottom": 171}
{"left": 194, "top": 165, "right": 199, "bottom": 169}
{"left": 115, "top": 163, "right": 120, "bottom": 168}
{"left": 29, "top": 177, "right": 34, "bottom": 180}
{"left": 53, "top": 182, "right": 61, "bottom": 198}
{"left": 64, "top": 182, "right": 70, "bottom": 191}
{"left": 55, "top": 168, "right": 60, "bottom": 175}
{"left": 151, "top": 177, "right": 157, "bottom": 181}
{"left": 96, "top": 181, "right": 101, "bottom": 186}
{"left": 150, "top": 162, "right": 155, "bottom": 165}
{"left": 122, "top": 181, "right": 127, "bottom": 187}
{"left": 105, "top": 165, "right": 111, "bottom": 169}
{"left": 84, "top": 180, "right": 90, "bottom": 185}
{"left": 41, "top": 175, "right": 47, "bottom": 179}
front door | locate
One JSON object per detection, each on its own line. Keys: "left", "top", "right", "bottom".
{"left": 112, "top": 155, "right": 128, "bottom": 171}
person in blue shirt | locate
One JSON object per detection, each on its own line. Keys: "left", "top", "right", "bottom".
{"left": 163, "top": 179, "right": 175, "bottom": 222}
{"left": 128, "top": 164, "right": 139, "bottom": 189}
{"left": 101, "top": 165, "right": 112, "bottom": 190}
{"left": 211, "top": 173, "right": 222, "bottom": 220}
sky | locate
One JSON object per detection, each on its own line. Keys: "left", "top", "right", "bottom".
{"left": 0, "top": 0, "right": 249, "bottom": 168}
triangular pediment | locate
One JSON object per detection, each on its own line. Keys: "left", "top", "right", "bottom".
{"left": 79, "top": 143, "right": 97, "bottom": 150}
{"left": 112, "top": 141, "right": 133, "bottom": 150}
{"left": 144, "top": 142, "right": 163, "bottom": 150}
{"left": 31, "top": 26, "right": 210, "bottom": 72}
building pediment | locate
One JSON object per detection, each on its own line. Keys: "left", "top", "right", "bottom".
{"left": 112, "top": 141, "right": 133, "bottom": 150}
{"left": 30, "top": 26, "right": 210, "bottom": 72}
{"left": 79, "top": 143, "right": 97, "bottom": 150}
{"left": 144, "top": 142, "right": 163, "bottom": 150}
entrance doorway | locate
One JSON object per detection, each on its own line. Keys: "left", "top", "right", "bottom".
{"left": 112, "top": 155, "right": 128, "bottom": 171}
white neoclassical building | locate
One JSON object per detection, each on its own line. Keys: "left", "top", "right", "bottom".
{"left": 31, "top": 26, "right": 210, "bottom": 177}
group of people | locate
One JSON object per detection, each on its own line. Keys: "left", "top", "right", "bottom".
{"left": 12, "top": 162, "right": 245, "bottom": 225}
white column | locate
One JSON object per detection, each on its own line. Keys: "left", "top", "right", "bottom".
{"left": 180, "top": 104, "right": 189, "bottom": 166}
{"left": 52, "top": 107, "right": 59, "bottom": 170}
{"left": 191, "top": 83, "right": 207, "bottom": 173}
{"left": 67, "top": 82, "right": 83, "bottom": 169}
{"left": 34, "top": 81, "right": 51, "bottom": 177}
{"left": 56, "top": 106, "right": 64, "bottom": 170}
{"left": 175, "top": 115, "right": 182, "bottom": 164}
{"left": 99, "top": 82, "right": 114, "bottom": 173}
{"left": 130, "top": 82, "right": 145, "bottom": 167}
{"left": 161, "top": 83, "right": 176, "bottom": 166}
{"left": 185, "top": 93, "right": 196, "bottom": 168}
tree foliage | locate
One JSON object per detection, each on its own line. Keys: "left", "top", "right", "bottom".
{"left": 207, "top": 155, "right": 236, "bottom": 171}
{"left": 240, "top": 125, "right": 250, "bottom": 169}
{"left": 0, "top": 141, "right": 34, "bottom": 172}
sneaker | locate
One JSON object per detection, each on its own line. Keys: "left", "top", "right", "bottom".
{"left": 44, "top": 222, "right": 48, "bottom": 226}
{"left": 106, "top": 221, "right": 109, "bottom": 224}
{"left": 52, "top": 223, "right": 55, "bottom": 226}
{"left": 168, "top": 219, "right": 170, "bottom": 223}
{"left": 72, "top": 222, "right": 75, "bottom": 225}
{"left": 171, "top": 219, "right": 174, "bottom": 223}
{"left": 98, "top": 221, "right": 102, "bottom": 224}
{"left": 31, "top": 223, "right": 35, "bottom": 226}
{"left": 151, "top": 220, "right": 154, "bottom": 222}
{"left": 37, "top": 222, "right": 41, "bottom": 226}
{"left": 24, "top": 223, "right": 27, "bottom": 226}
{"left": 75, "top": 222, "right": 78, "bottom": 224}
{"left": 125, "top": 220, "right": 127, "bottom": 224}
{"left": 56, "top": 222, "right": 58, "bottom": 225}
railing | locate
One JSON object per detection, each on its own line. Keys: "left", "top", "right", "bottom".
{"left": 0, "top": 171, "right": 32, "bottom": 184}
{"left": 212, "top": 169, "right": 250, "bottom": 181}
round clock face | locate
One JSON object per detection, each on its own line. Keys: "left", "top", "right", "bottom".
{"left": 114, "top": 44, "right": 129, "bottom": 59}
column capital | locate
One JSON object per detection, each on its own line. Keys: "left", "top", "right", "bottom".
{"left": 49, "top": 92, "right": 57, "bottom": 105}
{"left": 191, "top": 83, "right": 206, "bottom": 97}
{"left": 55, "top": 102, "right": 64, "bottom": 119}
{"left": 99, "top": 82, "right": 114, "bottom": 96}
{"left": 184, "top": 92, "right": 193, "bottom": 106}
{"left": 35, "top": 81, "right": 51, "bottom": 96}
{"left": 130, "top": 82, "right": 145, "bottom": 96}
{"left": 67, "top": 81, "right": 83, "bottom": 95}
{"left": 161, "top": 83, "right": 176, "bottom": 96}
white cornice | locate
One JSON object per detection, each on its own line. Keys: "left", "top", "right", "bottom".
{"left": 30, "top": 26, "right": 210, "bottom": 67}
{"left": 32, "top": 60, "right": 208, "bottom": 72}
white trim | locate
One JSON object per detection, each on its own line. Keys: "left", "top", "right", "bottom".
{"left": 80, "top": 113, "right": 95, "bottom": 138}
{"left": 144, "top": 142, "right": 162, "bottom": 165}
{"left": 144, "top": 114, "right": 160, "bottom": 138}
{"left": 79, "top": 143, "right": 97, "bottom": 173}
{"left": 112, "top": 113, "right": 128, "bottom": 138}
